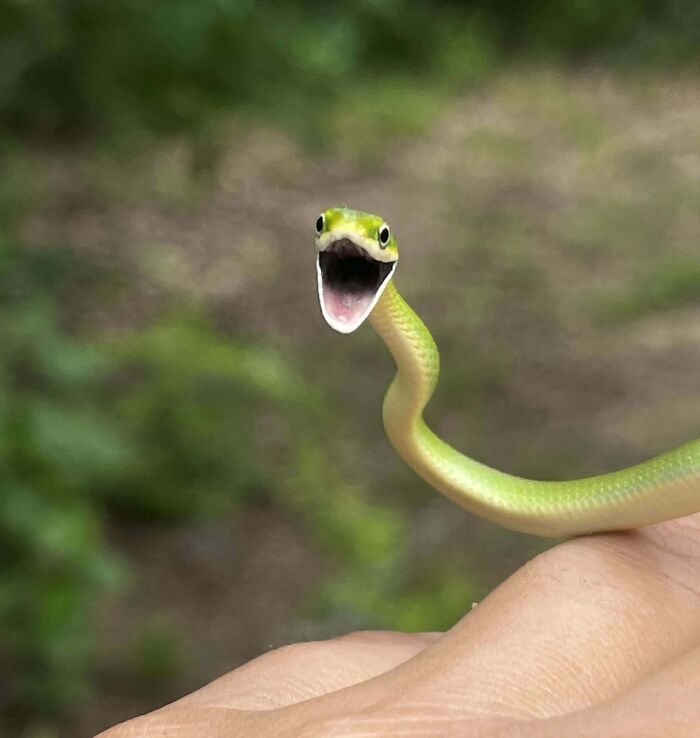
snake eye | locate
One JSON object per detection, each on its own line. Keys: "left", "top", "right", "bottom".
{"left": 315, "top": 214, "right": 325, "bottom": 236}
{"left": 378, "top": 223, "right": 390, "bottom": 248}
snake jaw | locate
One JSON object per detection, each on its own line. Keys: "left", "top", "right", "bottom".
{"left": 317, "top": 238, "right": 397, "bottom": 334}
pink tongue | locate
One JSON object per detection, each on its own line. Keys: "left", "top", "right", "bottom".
{"left": 324, "top": 286, "right": 373, "bottom": 327}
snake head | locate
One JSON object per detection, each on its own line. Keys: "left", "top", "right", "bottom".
{"left": 315, "top": 207, "right": 398, "bottom": 334}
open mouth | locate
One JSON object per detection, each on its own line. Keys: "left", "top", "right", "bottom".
{"left": 317, "top": 238, "right": 396, "bottom": 333}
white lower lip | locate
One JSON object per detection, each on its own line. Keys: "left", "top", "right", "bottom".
{"left": 316, "top": 257, "right": 396, "bottom": 334}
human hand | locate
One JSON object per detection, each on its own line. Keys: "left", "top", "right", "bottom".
{"left": 98, "top": 515, "right": 700, "bottom": 737}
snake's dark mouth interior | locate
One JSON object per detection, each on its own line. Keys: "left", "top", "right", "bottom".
{"left": 318, "top": 238, "right": 395, "bottom": 332}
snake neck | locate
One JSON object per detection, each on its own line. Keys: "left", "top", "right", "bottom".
{"left": 368, "top": 279, "right": 505, "bottom": 520}
{"left": 368, "top": 280, "right": 700, "bottom": 538}
{"left": 368, "top": 281, "right": 440, "bottom": 453}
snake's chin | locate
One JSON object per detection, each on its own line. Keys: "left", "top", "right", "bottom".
{"left": 317, "top": 238, "right": 396, "bottom": 334}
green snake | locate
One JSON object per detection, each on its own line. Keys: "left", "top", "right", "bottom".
{"left": 315, "top": 206, "right": 700, "bottom": 537}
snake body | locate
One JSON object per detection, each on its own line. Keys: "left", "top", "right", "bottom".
{"left": 315, "top": 207, "right": 700, "bottom": 537}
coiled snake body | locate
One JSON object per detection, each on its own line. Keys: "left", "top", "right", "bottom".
{"left": 315, "top": 206, "right": 700, "bottom": 537}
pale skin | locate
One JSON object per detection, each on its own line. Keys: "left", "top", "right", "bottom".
{"left": 99, "top": 513, "right": 700, "bottom": 738}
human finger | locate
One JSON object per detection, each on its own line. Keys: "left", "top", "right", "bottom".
{"left": 95, "top": 632, "right": 439, "bottom": 736}
{"left": 254, "top": 514, "right": 700, "bottom": 732}
{"left": 525, "top": 641, "right": 700, "bottom": 738}
{"left": 176, "top": 630, "right": 439, "bottom": 710}
{"left": 371, "top": 515, "right": 700, "bottom": 720}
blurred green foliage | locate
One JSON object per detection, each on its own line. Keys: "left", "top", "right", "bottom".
{"left": 0, "top": 236, "right": 125, "bottom": 729}
{"left": 106, "top": 312, "right": 312, "bottom": 520}
{"left": 107, "top": 309, "right": 458, "bottom": 631}
{"left": 1, "top": 0, "right": 699, "bottom": 142}
{"left": 127, "top": 615, "right": 188, "bottom": 690}
{"left": 0, "top": 0, "right": 487, "bottom": 140}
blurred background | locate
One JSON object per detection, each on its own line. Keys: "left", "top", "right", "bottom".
{"left": 1, "top": 1, "right": 699, "bottom": 735}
